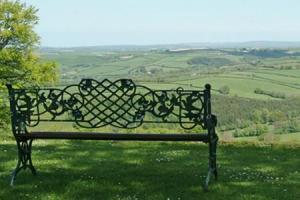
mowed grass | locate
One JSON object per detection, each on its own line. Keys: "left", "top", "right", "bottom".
{"left": 140, "top": 68, "right": 300, "bottom": 99}
{"left": 172, "top": 67, "right": 300, "bottom": 99}
{"left": 177, "top": 76, "right": 300, "bottom": 99}
{"left": 0, "top": 138, "right": 299, "bottom": 200}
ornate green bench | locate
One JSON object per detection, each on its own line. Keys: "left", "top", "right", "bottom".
{"left": 6, "top": 79, "right": 218, "bottom": 190}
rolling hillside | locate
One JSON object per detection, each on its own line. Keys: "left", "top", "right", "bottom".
{"left": 41, "top": 47, "right": 300, "bottom": 100}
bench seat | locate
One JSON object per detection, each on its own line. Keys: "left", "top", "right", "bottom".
{"left": 19, "top": 132, "right": 209, "bottom": 142}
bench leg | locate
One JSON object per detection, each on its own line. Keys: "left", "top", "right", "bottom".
{"left": 203, "top": 167, "right": 213, "bottom": 191}
{"left": 203, "top": 135, "right": 218, "bottom": 191}
{"left": 10, "top": 139, "right": 36, "bottom": 186}
{"left": 211, "top": 136, "right": 218, "bottom": 181}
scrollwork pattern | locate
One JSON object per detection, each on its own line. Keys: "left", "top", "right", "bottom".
{"left": 11, "top": 79, "right": 207, "bottom": 129}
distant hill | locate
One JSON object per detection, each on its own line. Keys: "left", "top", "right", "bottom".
{"left": 40, "top": 41, "right": 300, "bottom": 52}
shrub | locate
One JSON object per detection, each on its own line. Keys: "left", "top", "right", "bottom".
{"left": 274, "top": 119, "right": 300, "bottom": 134}
{"left": 233, "top": 124, "right": 268, "bottom": 138}
{"left": 219, "top": 86, "right": 230, "bottom": 95}
{"left": 254, "top": 88, "right": 286, "bottom": 99}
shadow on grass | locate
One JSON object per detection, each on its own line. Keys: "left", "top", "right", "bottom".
{"left": 0, "top": 140, "right": 300, "bottom": 200}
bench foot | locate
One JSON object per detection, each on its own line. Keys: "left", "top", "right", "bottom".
{"left": 203, "top": 168, "right": 212, "bottom": 191}
{"left": 203, "top": 133, "right": 218, "bottom": 191}
{"left": 203, "top": 166, "right": 218, "bottom": 191}
{"left": 10, "top": 139, "right": 36, "bottom": 186}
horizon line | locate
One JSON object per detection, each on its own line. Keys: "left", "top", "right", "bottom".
{"left": 39, "top": 40, "right": 300, "bottom": 49}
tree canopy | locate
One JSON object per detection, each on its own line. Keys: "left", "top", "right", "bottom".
{"left": 0, "top": 0, "right": 58, "bottom": 85}
{"left": 0, "top": 0, "right": 58, "bottom": 128}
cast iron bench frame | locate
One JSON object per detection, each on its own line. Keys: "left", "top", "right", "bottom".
{"left": 6, "top": 78, "right": 218, "bottom": 190}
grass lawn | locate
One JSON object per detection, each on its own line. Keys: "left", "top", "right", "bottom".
{"left": 0, "top": 139, "right": 299, "bottom": 200}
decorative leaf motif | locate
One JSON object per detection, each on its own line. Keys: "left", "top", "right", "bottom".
{"left": 72, "top": 109, "right": 83, "bottom": 120}
{"left": 12, "top": 79, "right": 207, "bottom": 129}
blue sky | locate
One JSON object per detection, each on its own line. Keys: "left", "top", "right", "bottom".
{"left": 23, "top": 0, "right": 300, "bottom": 47}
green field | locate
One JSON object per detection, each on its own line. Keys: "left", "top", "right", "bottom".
{"left": 0, "top": 138, "right": 299, "bottom": 200}
{"left": 41, "top": 48, "right": 300, "bottom": 100}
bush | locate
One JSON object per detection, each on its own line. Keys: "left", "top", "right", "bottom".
{"left": 187, "top": 57, "right": 233, "bottom": 67}
{"left": 269, "top": 111, "right": 287, "bottom": 122}
{"left": 254, "top": 88, "right": 286, "bottom": 99}
{"left": 233, "top": 124, "right": 268, "bottom": 138}
{"left": 274, "top": 119, "right": 300, "bottom": 134}
{"left": 219, "top": 86, "right": 230, "bottom": 95}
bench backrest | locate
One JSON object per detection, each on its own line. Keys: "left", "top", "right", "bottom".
{"left": 7, "top": 79, "right": 212, "bottom": 133}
